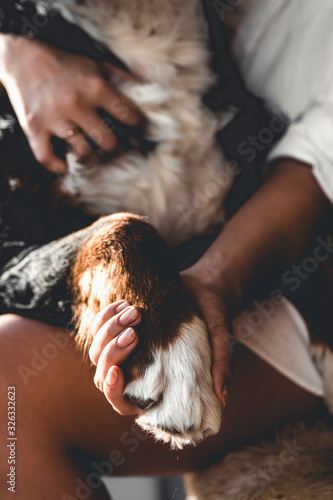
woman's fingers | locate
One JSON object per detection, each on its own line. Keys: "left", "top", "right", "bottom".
{"left": 60, "top": 127, "right": 93, "bottom": 159}
{"left": 180, "top": 269, "right": 233, "bottom": 406}
{"left": 28, "top": 131, "right": 67, "bottom": 173}
{"left": 89, "top": 300, "right": 141, "bottom": 415}
{"left": 93, "top": 326, "right": 138, "bottom": 389}
{"left": 97, "top": 79, "right": 140, "bottom": 127}
{"left": 89, "top": 303, "right": 141, "bottom": 365}
{"left": 103, "top": 366, "right": 141, "bottom": 416}
{"left": 91, "top": 301, "right": 129, "bottom": 336}
{"left": 100, "top": 61, "right": 141, "bottom": 85}
{"left": 99, "top": 62, "right": 141, "bottom": 126}
{"left": 53, "top": 86, "right": 139, "bottom": 162}
{"left": 209, "top": 322, "right": 233, "bottom": 405}
{"left": 64, "top": 106, "right": 118, "bottom": 156}
{"left": 199, "top": 295, "right": 233, "bottom": 405}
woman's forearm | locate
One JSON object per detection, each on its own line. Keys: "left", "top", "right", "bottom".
{"left": 193, "top": 160, "right": 331, "bottom": 309}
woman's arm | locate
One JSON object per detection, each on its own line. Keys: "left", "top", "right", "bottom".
{"left": 180, "top": 159, "right": 331, "bottom": 400}
{"left": 0, "top": 34, "right": 140, "bottom": 172}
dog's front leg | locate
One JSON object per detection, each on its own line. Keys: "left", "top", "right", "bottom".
{"left": 72, "top": 213, "right": 222, "bottom": 448}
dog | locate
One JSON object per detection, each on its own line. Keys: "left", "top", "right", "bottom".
{"left": 3, "top": 0, "right": 237, "bottom": 448}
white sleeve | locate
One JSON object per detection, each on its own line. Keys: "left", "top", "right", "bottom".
{"left": 268, "top": 103, "right": 333, "bottom": 203}
{"left": 233, "top": 0, "right": 333, "bottom": 204}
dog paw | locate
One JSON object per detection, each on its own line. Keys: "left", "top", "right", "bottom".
{"left": 124, "top": 316, "right": 222, "bottom": 449}
{"left": 125, "top": 349, "right": 165, "bottom": 411}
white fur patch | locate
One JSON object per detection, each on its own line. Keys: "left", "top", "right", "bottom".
{"left": 124, "top": 316, "right": 222, "bottom": 449}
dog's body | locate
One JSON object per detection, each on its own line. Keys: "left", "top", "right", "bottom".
{"left": 46, "top": 0, "right": 233, "bottom": 245}
{"left": 2, "top": 0, "right": 238, "bottom": 447}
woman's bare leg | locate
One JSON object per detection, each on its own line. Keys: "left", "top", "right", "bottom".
{"left": 0, "top": 315, "right": 322, "bottom": 499}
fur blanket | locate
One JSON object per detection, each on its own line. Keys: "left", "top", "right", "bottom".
{"left": 185, "top": 419, "right": 333, "bottom": 500}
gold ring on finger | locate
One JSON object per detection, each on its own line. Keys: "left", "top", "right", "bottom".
{"left": 61, "top": 128, "right": 81, "bottom": 142}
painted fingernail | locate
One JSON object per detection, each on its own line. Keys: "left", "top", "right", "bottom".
{"left": 106, "top": 368, "right": 118, "bottom": 386}
{"left": 115, "top": 301, "right": 129, "bottom": 313}
{"left": 116, "top": 328, "right": 136, "bottom": 348}
{"left": 119, "top": 307, "right": 138, "bottom": 325}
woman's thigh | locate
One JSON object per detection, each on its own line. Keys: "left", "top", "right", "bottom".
{"left": 0, "top": 314, "right": 323, "bottom": 481}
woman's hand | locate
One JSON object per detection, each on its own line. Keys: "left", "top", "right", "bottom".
{"left": 89, "top": 277, "right": 236, "bottom": 413}
{"left": 89, "top": 300, "right": 142, "bottom": 415}
{"left": 180, "top": 264, "right": 236, "bottom": 405}
{"left": 0, "top": 34, "right": 141, "bottom": 173}
{"left": 182, "top": 160, "right": 331, "bottom": 404}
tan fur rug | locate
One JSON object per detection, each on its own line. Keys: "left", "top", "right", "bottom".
{"left": 185, "top": 420, "right": 333, "bottom": 499}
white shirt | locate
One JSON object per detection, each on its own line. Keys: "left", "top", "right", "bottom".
{"left": 233, "top": 0, "right": 333, "bottom": 202}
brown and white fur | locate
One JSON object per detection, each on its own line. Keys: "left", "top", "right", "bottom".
{"left": 32, "top": 0, "right": 235, "bottom": 447}
{"left": 71, "top": 213, "right": 221, "bottom": 448}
